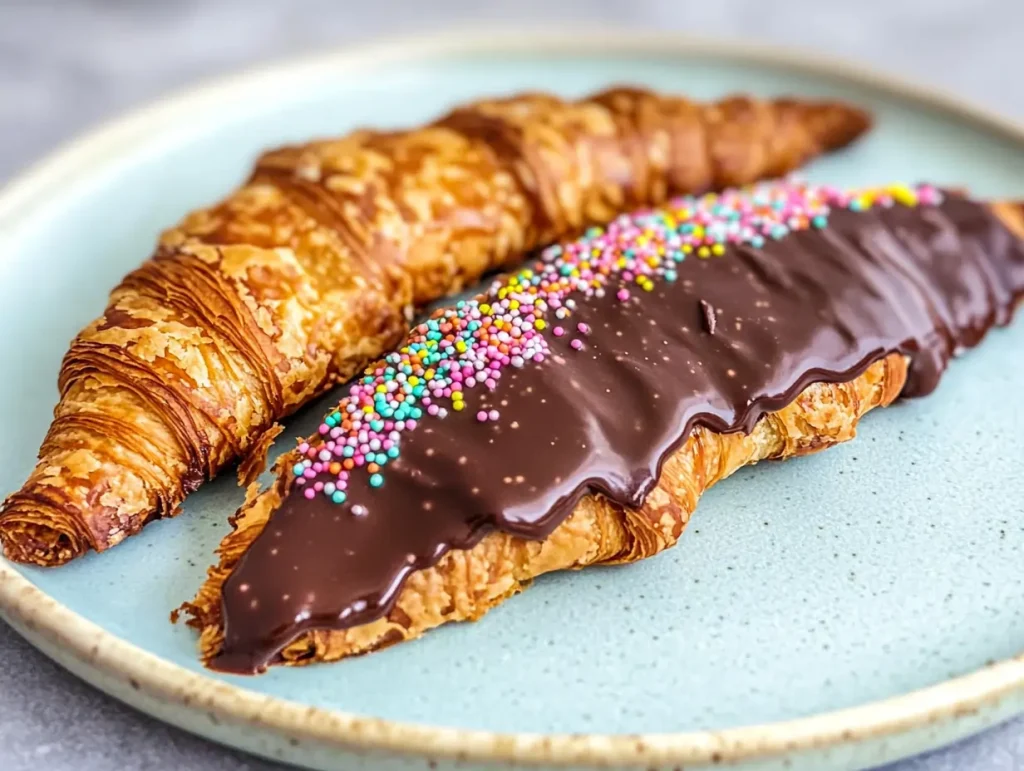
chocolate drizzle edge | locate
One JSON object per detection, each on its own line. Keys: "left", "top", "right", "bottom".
{"left": 211, "top": 194, "right": 1024, "bottom": 673}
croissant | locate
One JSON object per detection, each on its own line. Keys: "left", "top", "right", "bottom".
{"left": 0, "top": 88, "right": 871, "bottom": 567}
{"left": 180, "top": 182, "right": 1024, "bottom": 673}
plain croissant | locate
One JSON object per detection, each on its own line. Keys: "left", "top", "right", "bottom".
{"left": 0, "top": 87, "right": 870, "bottom": 565}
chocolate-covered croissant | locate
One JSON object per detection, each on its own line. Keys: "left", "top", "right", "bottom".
{"left": 179, "top": 183, "right": 1024, "bottom": 673}
{"left": 0, "top": 88, "right": 870, "bottom": 566}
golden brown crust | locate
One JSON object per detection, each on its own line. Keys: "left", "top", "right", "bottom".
{"left": 0, "top": 88, "right": 871, "bottom": 566}
{"left": 182, "top": 353, "right": 906, "bottom": 667}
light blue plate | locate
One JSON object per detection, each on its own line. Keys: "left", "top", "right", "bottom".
{"left": 1, "top": 32, "right": 1022, "bottom": 771}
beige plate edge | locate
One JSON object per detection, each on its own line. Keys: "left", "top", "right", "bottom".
{"left": 1, "top": 26, "right": 1024, "bottom": 770}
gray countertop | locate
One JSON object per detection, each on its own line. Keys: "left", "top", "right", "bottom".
{"left": 1, "top": 1, "right": 1022, "bottom": 769}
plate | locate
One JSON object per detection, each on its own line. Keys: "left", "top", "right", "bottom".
{"left": 1, "top": 30, "right": 1023, "bottom": 771}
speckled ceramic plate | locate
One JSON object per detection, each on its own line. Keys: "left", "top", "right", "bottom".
{"left": 1, "top": 30, "right": 1023, "bottom": 771}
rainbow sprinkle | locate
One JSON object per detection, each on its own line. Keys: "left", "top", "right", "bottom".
{"left": 291, "top": 180, "right": 943, "bottom": 501}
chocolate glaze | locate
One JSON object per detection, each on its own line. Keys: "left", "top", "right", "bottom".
{"left": 213, "top": 195, "right": 1024, "bottom": 673}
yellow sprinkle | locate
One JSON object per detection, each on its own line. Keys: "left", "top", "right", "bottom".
{"left": 534, "top": 319, "right": 546, "bottom": 330}
{"left": 698, "top": 246, "right": 711, "bottom": 258}
{"left": 376, "top": 384, "right": 387, "bottom": 393}
{"left": 408, "top": 376, "right": 419, "bottom": 386}
{"left": 711, "top": 244, "right": 725, "bottom": 256}
{"left": 363, "top": 405, "right": 374, "bottom": 413}
{"left": 509, "top": 300, "right": 520, "bottom": 310}
{"left": 692, "top": 226, "right": 705, "bottom": 239}
{"left": 424, "top": 368, "right": 435, "bottom": 380}
{"left": 479, "top": 304, "right": 491, "bottom": 315}
{"left": 455, "top": 341, "right": 467, "bottom": 353}
{"left": 888, "top": 184, "right": 918, "bottom": 206}
{"left": 453, "top": 401, "right": 465, "bottom": 411}
{"left": 682, "top": 245, "right": 693, "bottom": 254}
{"left": 453, "top": 391, "right": 463, "bottom": 401}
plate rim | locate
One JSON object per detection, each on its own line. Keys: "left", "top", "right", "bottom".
{"left": 2, "top": 26, "right": 1023, "bottom": 768}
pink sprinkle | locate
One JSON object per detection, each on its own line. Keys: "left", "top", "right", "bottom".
{"left": 297, "top": 442, "right": 309, "bottom": 454}
{"left": 318, "top": 424, "right": 329, "bottom": 435}
{"left": 302, "top": 468, "right": 316, "bottom": 479}
{"left": 354, "top": 454, "right": 364, "bottom": 465}
{"left": 477, "top": 410, "right": 489, "bottom": 422}
{"left": 617, "top": 289, "right": 630, "bottom": 302}
{"left": 488, "top": 409, "right": 500, "bottom": 421}
{"left": 314, "top": 481, "right": 324, "bottom": 492}
{"left": 427, "top": 404, "right": 439, "bottom": 416}
{"left": 330, "top": 427, "right": 342, "bottom": 439}
{"left": 406, "top": 419, "right": 417, "bottom": 430}
{"left": 577, "top": 322, "right": 590, "bottom": 334}
{"left": 553, "top": 326, "right": 565, "bottom": 337}
{"left": 295, "top": 477, "right": 306, "bottom": 486}
{"left": 570, "top": 339, "right": 584, "bottom": 351}
{"left": 304, "top": 488, "right": 316, "bottom": 500}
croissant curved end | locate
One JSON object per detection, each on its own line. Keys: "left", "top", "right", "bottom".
{"left": 0, "top": 501, "right": 91, "bottom": 566}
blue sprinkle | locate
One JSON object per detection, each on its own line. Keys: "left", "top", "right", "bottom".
{"left": 292, "top": 463, "right": 305, "bottom": 477}
{"left": 331, "top": 490, "right": 346, "bottom": 504}
{"left": 342, "top": 446, "right": 355, "bottom": 458}
{"left": 369, "top": 473, "right": 384, "bottom": 488}
{"left": 664, "top": 270, "right": 678, "bottom": 282}
{"left": 812, "top": 215, "right": 829, "bottom": 228}
{"left": 374, "top": 453, "right": 388, "bottom": 466}
{"left": 387, "top": 446, "right": 400, "bottom": 458}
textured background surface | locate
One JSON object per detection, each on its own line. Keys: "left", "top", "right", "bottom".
{"left": 1, "top": 0, "right": 1022, "bottom": 769}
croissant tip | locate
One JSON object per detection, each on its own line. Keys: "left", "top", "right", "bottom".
{"left": 806, "top": 101, "right": 873, "bottom": 151}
